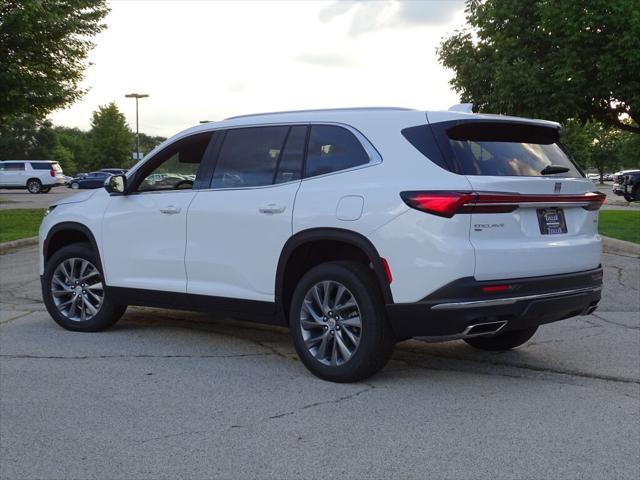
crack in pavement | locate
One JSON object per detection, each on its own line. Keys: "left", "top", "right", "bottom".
{"left": 608, "top": 264, "right": 639, "bottom": 292}
{"left": 0, "top": 310, "right": 36, "bottom": 325}
{"left": 590, "top": 312, "right": 639, "bottom": 330}
{"left": 0, "top": 353, "right": 273, "bottom": 360}
{"left": 397, "top": 348, "right": 640, "bottom": 385}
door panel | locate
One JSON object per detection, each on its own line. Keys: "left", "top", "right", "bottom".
{"left": 102, "top": 191, "right": 196, "bottom": 292}
{"left": 186, "top": 183, "right": 299, "bottom": 302}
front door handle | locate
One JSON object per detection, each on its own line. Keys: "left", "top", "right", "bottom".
{"left": 160, "top": 205, "right": 181, "bottom": 215}
{"left": 259, "top": 204, "right": 286, "bottom": 214}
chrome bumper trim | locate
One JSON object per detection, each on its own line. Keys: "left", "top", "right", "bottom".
{"left": 430, "top": 286, "right": 602, "bottom": 311}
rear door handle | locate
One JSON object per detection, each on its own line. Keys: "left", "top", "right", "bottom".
{"left": 259, "top": 204, "right": 286, "bottom": 214}
{"left": 160, "top": 205, "right": 181, "bottom": 215}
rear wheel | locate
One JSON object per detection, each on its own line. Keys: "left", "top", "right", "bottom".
{"left": 464, "top": 326, "right": 538, "bottom": 351}
{"left": 289, "top": 261, "right": 395, "bottom": 383}
{"left": 42, "top": 243, "right": 127, "bottom": 332}
{"left": 26, "top": 178, "right": 42, "bottom": 193}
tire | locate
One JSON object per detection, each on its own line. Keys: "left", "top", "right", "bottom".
{"left": 42, "top": 243, "right": 127, "bottom": 332}
{"left": 26, "top": 178, "right": 42, "bottom": 194}
{"left": 289, "top": 261, "right": 395, "bottom": 383}
{"left": 71, "top": 182, "right": 80, "bottom": 190}
{"left": 464, "top": 326, "right": 538, "bottom": 351}
{"left": 41, "top": 186, "right": 51, "bottom": 193}
{"left": 624, "top": 194, "right": 634, "bottom": 202}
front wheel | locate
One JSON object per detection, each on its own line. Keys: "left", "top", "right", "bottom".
{"left": 289, "top": 261, "right": 395, "bottom": 383}
{"left": 71, "top": 182, "right": 80, "bottom": 190}
{"left": 27, "top": 179, "right": 42, "bottom": 193}
{"left": 464, "top": 326, "right": 538, "bottom": 351}
{"left": 42, "top": 243, "right": 127, "bottom": 332}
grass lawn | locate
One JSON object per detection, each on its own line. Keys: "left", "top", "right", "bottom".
{"left": 0, "top": 208, "right": 46, "bottom": 243}
{"left": 599, "top": 210, "right": 640, "bottom": 244}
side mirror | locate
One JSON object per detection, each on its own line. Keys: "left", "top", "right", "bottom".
{"left": 104, "top": 174, "right": 127, "bottom": 194}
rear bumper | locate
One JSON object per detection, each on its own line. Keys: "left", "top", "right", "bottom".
{"left": 385, "top": 268, "right": 603, "bottom": 338}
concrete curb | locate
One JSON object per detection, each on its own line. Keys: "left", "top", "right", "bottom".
{"left": 602, "top": 236, "right": 640, "bottom": 257}
{"left": 0, "top": 236, "right": 38, "bottom": 255}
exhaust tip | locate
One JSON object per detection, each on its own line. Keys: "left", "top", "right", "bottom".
{"left": 462, "top": 320, "right": 508, "bottom": 338}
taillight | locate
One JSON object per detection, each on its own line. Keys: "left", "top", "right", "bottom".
{"left": 400, "top": 191, "right": 606, "bottom": 217}
{"left": 399, "top": 191, "right": 476, "bottom": 218}
{"left": 50, "top": 169, "right": 55, "bottom": 177}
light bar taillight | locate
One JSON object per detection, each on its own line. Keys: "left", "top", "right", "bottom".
{"left": 400, "top": 191, "right": 606, "bottom": 217}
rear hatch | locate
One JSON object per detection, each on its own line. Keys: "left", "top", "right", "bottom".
{"left": 429, "top": 119, "right": 604, "bottom": 280}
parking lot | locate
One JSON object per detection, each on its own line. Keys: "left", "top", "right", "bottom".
{"left": 0, "top": 242, "right": 638, "bottom": 478}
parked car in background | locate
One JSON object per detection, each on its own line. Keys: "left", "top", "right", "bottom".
{"left": 100, "top": 168, "right": 128, "bottom": 175}
{"left": 604, "top": 173, "right": 614, "bottom": 182}
{"left": 40, "top": 106, "right": 604, "bottom": 382}
{"left": 587, "top": 173, "right": 600, "bottom": 183}
{"left": 67, "top": 171, "right": 112, "bottom": 189}
{"left": 612, "top": 169, "right": 640, "bottom": 201}
{"left": 0, "top": 160, "right": 65, "bottom": 193}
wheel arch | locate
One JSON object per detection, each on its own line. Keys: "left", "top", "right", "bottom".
{"left": 44, "top": 222, "right": 101, "bottom": 269}
{"left": 275, "top": 228, "right": 394, "bottom": 324}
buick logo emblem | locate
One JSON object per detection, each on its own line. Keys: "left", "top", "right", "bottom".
{"left": 554, "top": 182, "right": 562, "bottom": 193}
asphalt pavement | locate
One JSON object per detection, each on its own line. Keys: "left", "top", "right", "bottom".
{"left": 0, "top": 246, "right": 638, "bottom": 479}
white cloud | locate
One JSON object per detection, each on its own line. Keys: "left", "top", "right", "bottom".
{"left": 49, "top": 0, "right": 467, "bottom": 137}
{"left": 319, "top": 0, "right": 465, "bottom": 37}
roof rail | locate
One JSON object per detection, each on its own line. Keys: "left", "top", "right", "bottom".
{"left": 225, "top": 106, "right": 414, "bottom": 120}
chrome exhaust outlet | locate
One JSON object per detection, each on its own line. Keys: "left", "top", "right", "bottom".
{"left": 582, "top": 304, "right": 598, "bottom": 316}
{"left": 462, "top": 320, "right": 508, "bottom": 338}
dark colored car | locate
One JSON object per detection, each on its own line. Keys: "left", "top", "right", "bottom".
{"left": 68, "top": 171, "right": 112, "bottom": 190}
{"left": 100, "top": 168, "right": 128, "bottom": 175}
{"left": 612, "top": 170, "right": 640, "bottom": 201}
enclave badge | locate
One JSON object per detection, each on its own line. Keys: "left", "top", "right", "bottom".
{"left": 554, "top": 182, "right": 562, "bottom": 193}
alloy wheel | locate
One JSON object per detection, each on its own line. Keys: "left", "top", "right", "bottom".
{"left": 299, "top": 280, "right": 362, "bottom": 366}
{"left": 50, "top": 258, "right": 104, "bottom": 322}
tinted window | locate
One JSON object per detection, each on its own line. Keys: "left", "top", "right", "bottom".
{"left": 31, "top": 162, "right": 53, "bottom": 170}
{"left": 305, "top": 125, "right": 369, "bottom": 178}
{"left": 427, "top": 121, "right": 582, "bottom": 177}
{"left": 137, "top": 133, "right": 214, "bottom": 192}
{"left": 275, "top": 126, "right": 306, "bottom": 184}
{"left": 1, "top": 162, "right": 25, "bottom": 171}
{"left": 211, "top": 126, "right": 289, "bottom": 188}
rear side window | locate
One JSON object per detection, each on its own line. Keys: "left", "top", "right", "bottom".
{"left": 405, "top": 121, "right": 582, "bottom": 177}
{"left": 211, "top": 126, "right": 289, "bottom": 188}
{"left": 1, "top": 162, "right": 25, "bottom": 171}
{"left": 305, "top": 125, "right": 369, "bottom": 178}
{"left": 31, "top": 162, "right": 53, "bottom": 170}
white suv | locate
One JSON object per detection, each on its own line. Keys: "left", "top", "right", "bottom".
{"left": 0, "top": 160, "right": 66, "bottom": 193}
{"left": 38, "top": 108, "right": 604, "bottom": 382}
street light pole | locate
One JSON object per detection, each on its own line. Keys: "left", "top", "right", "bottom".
{"left": 125, "top": 93, "right": 149, "bottom": 162}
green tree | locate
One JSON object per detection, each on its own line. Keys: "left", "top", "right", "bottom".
{"left": 55, "top": 126, "right": 92, "bottom": 172}
{"left": 138, "top": 133, "right": 167, "bottom": 157}
{"left": 88, "top": 103, "right": 133, "bottom": 170}
{"left": 0, "top": 115, "right": 57, "bottom": 159}
{"left": 0, "top": 0, "right": 109, "bottom": 126}
{"left": 51, "top": 144, "right": 77, "bottom": 175}
{"left": 438, "top": 0, "right": 640, "bottom": 134}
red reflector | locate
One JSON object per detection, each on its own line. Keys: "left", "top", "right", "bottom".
{"left": 50, "top": 169, "right": 55, "bottom": 177}
{"left": 482, "top": 285, "right": 511, "bottom": 293}
{"left": 381, "top": 257, "right": 392, "bottom": 284}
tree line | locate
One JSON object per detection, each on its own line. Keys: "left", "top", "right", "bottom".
{"left": 0, "top": 104, "right": 165, "bottom": 176}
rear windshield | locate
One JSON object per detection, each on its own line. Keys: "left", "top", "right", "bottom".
{"left": 403, "top": 121, "right": 583, "bottom": 178}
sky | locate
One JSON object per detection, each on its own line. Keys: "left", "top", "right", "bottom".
{"left": 50, "top": 0, "right": 467, "bottom": 138}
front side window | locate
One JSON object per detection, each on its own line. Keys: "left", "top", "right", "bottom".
{"left": 211, "top": 126, "right": 290, "bottom": 188}
{"left": 136, "top": 133, "right": 214, "bottom": 192}
{"left": 305, "top": 125, "right": 369, "bottom": 178}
